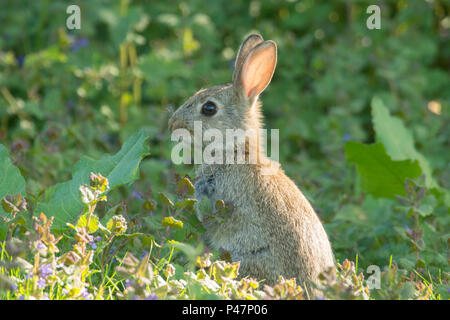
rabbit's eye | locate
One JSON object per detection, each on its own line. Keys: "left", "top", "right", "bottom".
{"left": 201, "top": 101, "right": 217, "bottom": 116}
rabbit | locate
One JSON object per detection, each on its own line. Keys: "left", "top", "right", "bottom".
{"left": 168, "top": 34, "right": 335, "bottom": 298}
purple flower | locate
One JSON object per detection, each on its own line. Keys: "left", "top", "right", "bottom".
{"left": 70, "top": 37, "right": 89, "bottom": 52}
{"left": 62, "top": 288, "right": 69, "bottom": 296}
{"left": 89, "top": 241, "right": 97, "bottom": 249}
{"left": 10, "top": 284, "right": 18, "bottom": 291}
{"left": 342, "top": 133, "right": 351, "bottom": 143}
{"left": 15, "top": 55, "right": 25, "bottom": 68}
{"left": 404, "top": 225, "right": 412, "bottom": 233}
{"left": 95, "top": 236, "right": 101, "bottom": 242}
{"left": 25, "top": 272, "right": 34, "bottom": 280}
{"left": 125, "top": 279, "right": 133, "bottom": 288}
{"left": 140, "top": 250, "right": 149, "bottom": 260}
{"left": 39, "top": 264, "right": 53, "bottom": 279}
{"left": 81, "top": 288, "right": 90, "bottom": 299}
{"left": 36, "top": 241, "right": 46, "bottom": 250}
{"left": 37, "top": 277, "right": 46, "bottom": 289}
{"left": 144, "top": 294, "right": 158, "bottom": 300}
{"left": 132, "top": 191, "right": 144, "bottom": 200}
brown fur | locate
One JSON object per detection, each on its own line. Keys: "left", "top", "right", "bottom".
{"left": 168, "top": 34, "right": 334, "bottom": 298}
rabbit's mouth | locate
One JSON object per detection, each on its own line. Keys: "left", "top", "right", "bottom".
{"left": 168, "top": 118, "right": 189, "bottom": 132}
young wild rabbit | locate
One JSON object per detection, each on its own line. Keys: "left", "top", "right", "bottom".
{"left": 168, "top": 34, "right": 334, "bottom": 298}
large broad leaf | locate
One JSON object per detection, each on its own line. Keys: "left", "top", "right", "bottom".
{"left": 35, "top": 129, "right": 150, "bottom": 230}
{"left": 371, "top": 97, "right": 435, "bottom": 188}
{"left": 345, "top": 142, "right": 422, "bottom": 199}
{"left": 0, "top": 145, "right": 26, "bottom": 216}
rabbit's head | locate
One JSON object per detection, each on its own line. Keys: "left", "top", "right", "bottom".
{"left": 168, "top": 34, "right": 277, "bottom": 147}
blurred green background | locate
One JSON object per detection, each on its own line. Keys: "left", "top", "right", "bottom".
{"left": 0, "top": 0, "right": 449, "bottom": 294}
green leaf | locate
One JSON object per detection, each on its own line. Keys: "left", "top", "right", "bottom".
{"left": 345, "top": 142, "right": 422, "bottom": 198}
{"left": 211, "top": 261, "right": 240, "bottom": 284}
{"left": 175, "top": 177, "right": 194, "bottom": 196}
{"left": 371, "top": 97, "right": 435, "bottom": 188}
{"left": 35, "top": 129, "right": 150, "bottom": 230}
{"left": 158, "top": 192, "right": 174, "bottom": 207}
{"left": 143, "top": 216, "right": 163, "bottom": 230}
{"left": 76, "top": 213, "right": 102, "bottom": 234}
{"left": 167, "top": 240, "right": 202, "bottom": 262}
{"left": 0, "top": 145, "right": 26, "bottom": 217}
{"left": 116, "top": 232, "right": 144, "bottom": 239}
{"left": 175, "top": 198, "right": 197, "bottom": 211}
{"left": 416, "top": 195, "right": 437, "bottom": 217}
{"left": 142, "top": 234, "right": 161, "bottom": 248}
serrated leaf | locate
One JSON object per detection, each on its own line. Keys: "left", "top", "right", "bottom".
{"left": 346, "top": 142, "right": 422, "bottom": 198}
{"left": 371, "top": 97, "right": 435, "bottom": 188}
{"left": 76, "top": 213, "right": 102, "bottom": 234}
{"left": 0, "top": 145, "right": 26, "bottom": 217}
{"left": 35, "top": 129, "right": 150, "bottom": 230}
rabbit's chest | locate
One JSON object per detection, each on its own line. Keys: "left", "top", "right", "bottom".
{"left": 194, "top": 170, "right": 269, "bottom": 254}
{"left": 193, "top": 167, "right": 256, "bottom": 219}
{"left": 194, "top": 171, "right": 242, "bottom": 213}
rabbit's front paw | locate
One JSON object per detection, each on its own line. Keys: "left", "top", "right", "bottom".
{"left": 194, "top": 175, "right": 215, "bottom": 221}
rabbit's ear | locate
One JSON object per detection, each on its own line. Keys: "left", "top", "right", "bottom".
{"left": 232, "top": 34, "right": 264, "bottom": 84}
{"left": 234, "top": 40, "right": 277, "bottom": 101}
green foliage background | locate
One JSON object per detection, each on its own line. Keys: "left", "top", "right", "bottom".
{"left": 0, "top": 0, "right": 448, "bottom": 299}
